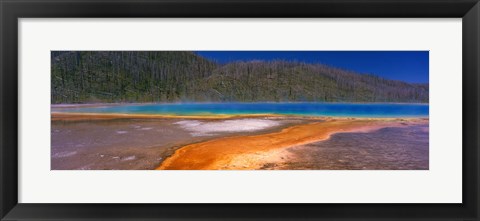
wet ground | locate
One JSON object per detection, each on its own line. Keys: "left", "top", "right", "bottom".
{"left": 264, "top": 124, "right": 429, "bottom": 170}
{"left": 52, "top": 117, "right": 428, "bottom": 170}
{"left": 51, "top": 117, "right": 306, "bottom": 170}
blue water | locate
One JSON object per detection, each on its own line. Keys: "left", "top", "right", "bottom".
{"left": 54, "top": 103, "right": 429, "bottom": 118}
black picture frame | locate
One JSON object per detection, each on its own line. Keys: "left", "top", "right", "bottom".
{"left": 1, "top": 0, "right": 479, "bottom": 220}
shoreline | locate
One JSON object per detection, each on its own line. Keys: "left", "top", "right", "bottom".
{"left": 51, "top": 112, "right": 288, "bottom": 121}
{"left": 51, "top": 112, "right": 428, "bottom": 121}
{"left": 157, "top": 118, "right": 428, "bottom": 170}
{"left": 51, "top": 101, "right": 429, "bottom": 108}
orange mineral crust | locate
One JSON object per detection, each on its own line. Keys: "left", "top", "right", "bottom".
{"left": 157, "top": 119, "right": 415, "bottom": 170}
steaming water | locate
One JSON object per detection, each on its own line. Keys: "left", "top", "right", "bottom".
{"left": 53, "top": 102, "right": 428, "bottom": 118}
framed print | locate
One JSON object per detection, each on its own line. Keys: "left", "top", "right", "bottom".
{"left": 1, "top": 0, "right": 479, "bottom": 220}
{"left": 49, "top": 50, "right": 430, "bottom": 171}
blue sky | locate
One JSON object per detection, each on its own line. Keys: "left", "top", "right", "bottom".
{"left": 195, "top": 51, "right": 429, "bottom": 84}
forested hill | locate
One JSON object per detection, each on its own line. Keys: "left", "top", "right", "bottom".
{"left": 51, "top": 51, "right": 429, "bottom": 104}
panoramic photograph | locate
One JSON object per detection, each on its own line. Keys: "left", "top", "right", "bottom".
{"left": 51, "top": 51, "right": 429, "bottom": 170}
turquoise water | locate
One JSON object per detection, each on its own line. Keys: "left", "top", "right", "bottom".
{"left": 54, "top": 103, "right": 429, "bottom": 118}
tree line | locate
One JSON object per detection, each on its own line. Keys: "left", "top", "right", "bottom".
{"left": 51, "top": 51, "right": 428, "bottom": 104}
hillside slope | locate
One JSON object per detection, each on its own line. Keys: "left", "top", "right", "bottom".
{"left": 51, "top": 51, "right": 428, "bottom": 103}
